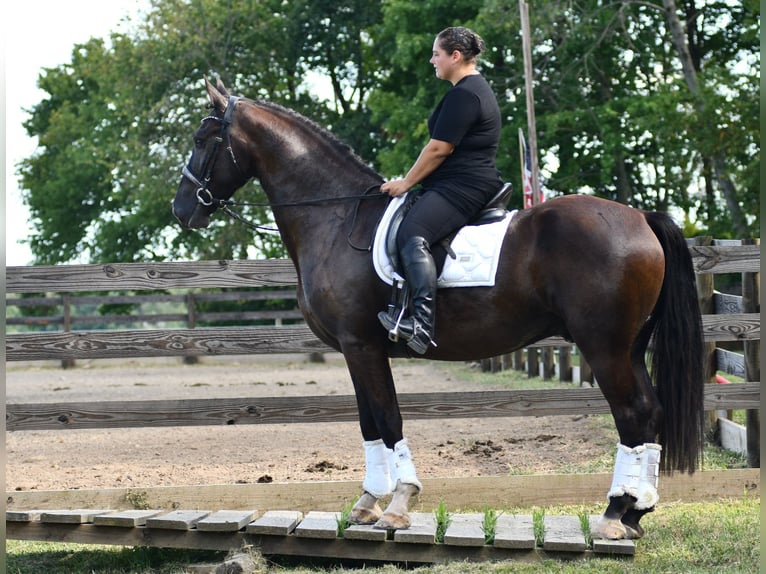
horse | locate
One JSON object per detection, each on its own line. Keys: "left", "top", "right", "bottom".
{"left": 173, "top": 78, "right": 705, "bottom": 540}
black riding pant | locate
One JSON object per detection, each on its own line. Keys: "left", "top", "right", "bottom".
{"left": 396, "top": 189, "right": 483, "bottom": 274}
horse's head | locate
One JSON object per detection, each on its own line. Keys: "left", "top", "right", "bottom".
{"left": 172, "top": 78, "right": 251, "bottom": 229}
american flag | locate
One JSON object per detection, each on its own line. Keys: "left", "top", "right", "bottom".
{"left": 519, "top": 129, "right": 544, "bottom": 209}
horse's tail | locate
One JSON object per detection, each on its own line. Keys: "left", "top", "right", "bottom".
{"left": 641, "top": 211, "right": 705, "bottom": 473}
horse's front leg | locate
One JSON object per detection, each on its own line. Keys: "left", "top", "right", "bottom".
{"left": 342, "top": 346, "right": 422, "bottom": 529}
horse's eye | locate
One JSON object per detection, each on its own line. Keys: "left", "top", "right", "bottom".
{"left": 194, "top": 138, "right": 204, "bottom": 147}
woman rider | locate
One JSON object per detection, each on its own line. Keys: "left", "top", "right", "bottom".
{"left": 379, "top": 26, "right": 504, "bottom": 354}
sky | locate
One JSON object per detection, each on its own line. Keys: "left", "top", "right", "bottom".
{"left": 4, "top": 0, "right": 150, "bottom": 266}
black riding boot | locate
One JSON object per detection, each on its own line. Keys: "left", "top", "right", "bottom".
{"left": 378, "top": 236, "right": 437, "bottom": 354}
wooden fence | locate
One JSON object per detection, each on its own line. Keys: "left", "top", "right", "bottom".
{"left": 4, "top": 242, "right": 760, "bottom": 461}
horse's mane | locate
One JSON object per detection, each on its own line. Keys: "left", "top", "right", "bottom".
{"left": 247, "top": 98, "right": 384, "bottom": 183}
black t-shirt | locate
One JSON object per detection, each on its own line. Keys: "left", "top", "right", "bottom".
{"left": 422, "top": 74, "right": 502, "bottom": 209}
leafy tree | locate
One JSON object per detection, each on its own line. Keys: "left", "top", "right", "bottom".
{"left": 16, "top": 0, "right": 759, "bottom": 267}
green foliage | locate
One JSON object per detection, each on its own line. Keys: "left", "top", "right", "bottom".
{"left": 532, "top": 506, "right": 545, "bottom": 547}
{"left": 481, "top": 504, "right": 500, "bottom": 544}
{"left": 335, "top": 499, "right": 355, "bottom": 538}
{"left": 433, "top": 499, "right": 452, "bottom": 543}
{"left": 17, "top": 0, "right": 760, "bottom": 265}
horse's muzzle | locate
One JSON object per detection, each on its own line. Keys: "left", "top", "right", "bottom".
{"left": 172, "top": 197, "right": 211, "bottom": 230}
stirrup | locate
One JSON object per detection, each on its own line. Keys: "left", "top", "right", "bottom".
{"left": 378, "top": 309, "right": 409, "bottom": 343}
{"left": 405, "top": 322, "right": 437, "bottom": 355}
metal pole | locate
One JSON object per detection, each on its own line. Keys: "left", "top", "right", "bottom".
{"left": 519, "top": 0, "right": 541, "bottom": 204}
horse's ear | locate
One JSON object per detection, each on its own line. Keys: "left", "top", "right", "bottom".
{"left": 204, "top": 76, "right": 229, "bottom": 112}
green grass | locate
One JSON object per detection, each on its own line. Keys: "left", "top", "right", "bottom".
{"left": 433, "top": 499, "right": 452, "bottom": 543}
{"left": 8, "top": 497, "right": 758, "bottom": 572}
{"left": 336, "top": 499, "right": 355, "bottom": 538}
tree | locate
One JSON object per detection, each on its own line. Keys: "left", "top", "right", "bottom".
{"left": 17, "top": 0, "right": 759, "bottom": 267}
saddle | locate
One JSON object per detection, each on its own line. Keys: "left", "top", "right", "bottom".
{"left": 379, "top": 183, "right": 513, "bottom": 342}
{"left": 384, "top": 182, "right": 513, "bottom": 275}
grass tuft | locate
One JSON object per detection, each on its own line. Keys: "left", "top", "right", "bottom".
{"left": 532, "top": 507, "right": 545, "bottom": 547}
{"left": 481, "top": 505, "right": 500, "bottom": 545}
{"left": 434, "top": 499, "right": 452, "bottom": 543}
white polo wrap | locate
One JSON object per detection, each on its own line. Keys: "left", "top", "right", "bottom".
{"left": 608, "top": 442, "right": 662, "bottom": 510}
{"left": 388, "top": 438, "right": 423, "bottom": 493}
{"left": 362, "top": 439, "right": 393, "bottom": 498}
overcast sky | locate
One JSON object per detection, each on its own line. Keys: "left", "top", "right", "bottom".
{"left": 5, "top": 0, "right": 149, "bottom": 266}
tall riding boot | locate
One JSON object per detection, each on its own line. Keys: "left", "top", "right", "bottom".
{"left": 378, "top": 236, "right": 437, "bottom": 354}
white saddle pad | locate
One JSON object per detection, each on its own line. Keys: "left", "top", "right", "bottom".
{"left": 372, "top": 194, "right": 517, "bottom": 288}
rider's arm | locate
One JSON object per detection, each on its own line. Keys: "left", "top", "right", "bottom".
{"left": 381, "top": 138, "right": 455, "bottom": 197}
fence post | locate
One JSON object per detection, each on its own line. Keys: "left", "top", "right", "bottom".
{"left": 693, "top": 236, "right": 718, "bottom": 434}
{"left": 742, "top": 238, "right": 760, "bottom": 467}
{"left": 558, "top": 346, "right": 572, "bottom": 382}
{"left": 513, "top": 350, "right": 524, "bottom": 371}
{"left": 527, "top": 347, "right": 539, "bottom": 378}
{"left": 60, "top": 294, "right": 76, "bottom": 369}
{"left": 184, "top": 292, "right": 199, "bottom": 365}
{"left": 541, "top": 347, "right": 555, "bottom": 380}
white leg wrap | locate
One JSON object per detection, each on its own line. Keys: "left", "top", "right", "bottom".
{"left": 388, "top": 438, "right": 423, "bottom": 493}
{"left": 608, "top": 443, "right": 662, "bottom": 510}
{"left": 362, "top": 439, "right": 393, "bottom": 498}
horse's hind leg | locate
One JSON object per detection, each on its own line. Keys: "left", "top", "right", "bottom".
{"left": 582, "top": 343, "right": 663, "bottom": 540}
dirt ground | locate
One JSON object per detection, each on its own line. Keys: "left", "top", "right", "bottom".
{"left": 6, "top": 354, "right": 618, "bottom": 493}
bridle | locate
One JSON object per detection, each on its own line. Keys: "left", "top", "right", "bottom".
{"left": 180, "top": 95, "right": 246, "bottom": 209}
{"left": 179, "top": 94, "right": 388, "bottom": 240}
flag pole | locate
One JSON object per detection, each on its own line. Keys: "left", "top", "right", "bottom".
{"left": 519, "top": 0, "right": 541, "bottom": 205}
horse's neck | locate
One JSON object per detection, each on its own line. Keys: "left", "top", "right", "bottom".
{"left": 246, "top": 102, "right": 383, "bottom": 261}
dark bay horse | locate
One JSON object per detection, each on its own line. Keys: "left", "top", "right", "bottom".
{"left": 173, "top": 78, "right": 704, "bottom": 540}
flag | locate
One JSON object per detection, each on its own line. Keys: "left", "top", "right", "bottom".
{"left": 518, "top": 128, "right": 544, "bottom": 209}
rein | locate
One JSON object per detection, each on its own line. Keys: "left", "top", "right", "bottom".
{"left": 219, "top": 184, "right": 387, "bottom": 245}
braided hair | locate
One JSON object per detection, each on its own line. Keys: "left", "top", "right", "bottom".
{"left": 436, "top": 26, "right": 487, "bottom": 63}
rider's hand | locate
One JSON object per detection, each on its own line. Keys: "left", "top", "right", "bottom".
{"left": 381, "top": 179, "right": 412, "bottom": 197}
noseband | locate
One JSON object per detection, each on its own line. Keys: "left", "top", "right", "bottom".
{"left": 181, "top": 95, "right": 246, "bottom": 209}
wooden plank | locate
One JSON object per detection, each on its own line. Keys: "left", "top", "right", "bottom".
{"left": 41, "top": 509, "right": 113, "bottom": 524}
{"left": 6, "top": 510, "right": 42, "bottom": 522}
{"left": 716, "top": 348, "right": 746, "bottom": 378}
{"left": 342, "top": 523, "right": 389, "bottom": 541}
{"left": 196, "top": 510, "right": 258, "bottom": 532}
{"left": 493, "top": 514, "right": 535, "bottom": 549}
{"left": 94, "top": 510, "right": 163, "bottom": 527}
{"left": 4, "top": 521, "right": 547, "bottom": 563}
{"left": 543, "top": 515, "right": 587, "bottom": 552}
{"left": 6, "top": 382, "right": 759, "bottom": 432}
{"left": 5, "top": 244, "right": 757, "bottom": 295}
{"left": 6, "top": 470, "right": 759, "bottom": 514}
{"left": 6, "top": 259, "right": 299, "bottom": 293}
{"left": 701, "top": 313, "right": 760, "bottom": 342}
{"left": 5, "top": 325, "right": 331, "bottom": 362}
{"left": 689, "top": 244, "right": 760, "bottom": 273}
{"left": 588, "top": 516, "right": 635, "bottom": 555}
{"left": 146, "top": 510, "right": 211, "bottom": 530}
{"left": 443, "top": 513, "right": 486, "bottom": 546}
{"left": 246, "top": 510, "right": 302, "bottom": 535}
{"left": 6, "top": 312, "right": 757, "bottom": 363}
{"left": 394, "top": 512, "right": 437, "bottom": 544}
{"left": 293, "top": 511, "right": 339, "bottom": 539}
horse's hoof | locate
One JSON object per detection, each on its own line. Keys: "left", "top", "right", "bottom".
{"left": 349, "top": 505, "right": 383, "bottom": 525}
{"left": 621, "top": 522, "right": 644, "bottom": 539}
{"left": 373, "top": 512, "right": 411, "bottom": 530}
{"left": 592, "top": 516, "right": 628, "bottom": 540}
